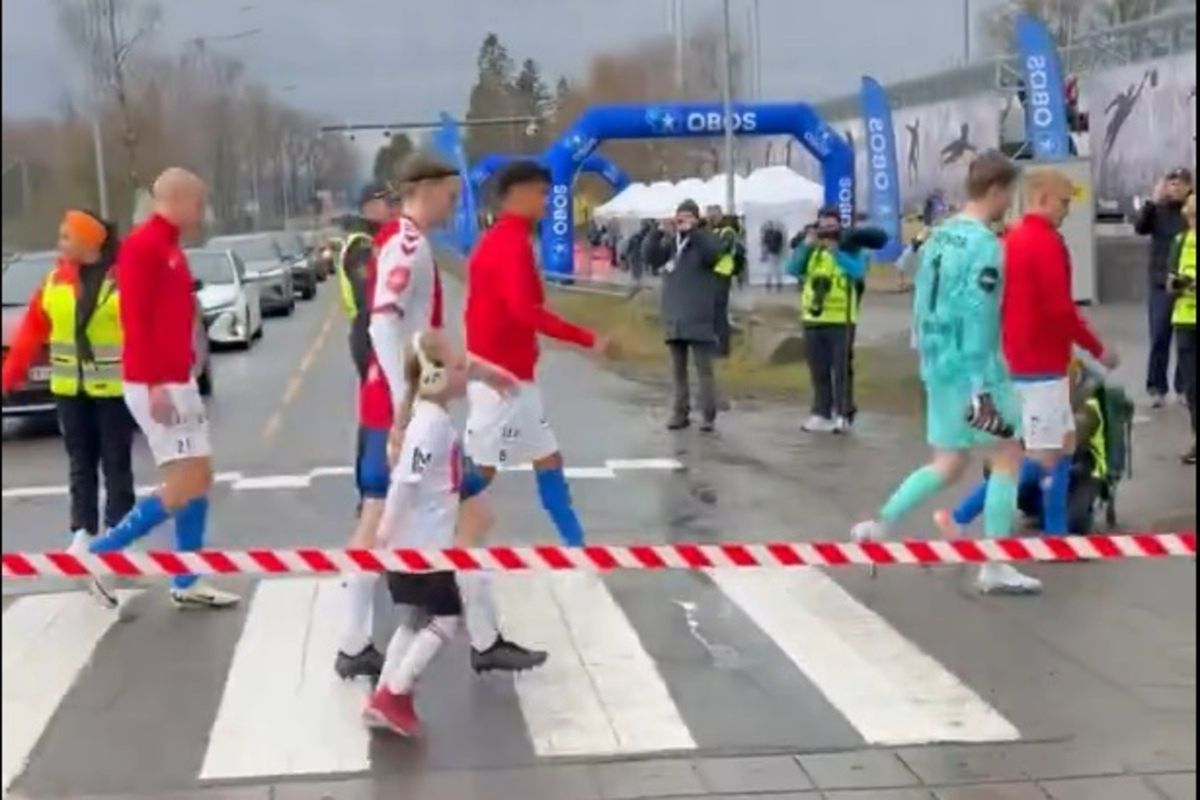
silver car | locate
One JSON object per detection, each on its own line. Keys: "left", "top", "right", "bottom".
{"left": 206, "top": 233, "right": 295, "bottom": 316}
{"left": 187, "top": 248, "right": 265, "bottom": 348}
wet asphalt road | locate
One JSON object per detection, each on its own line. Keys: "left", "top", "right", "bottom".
{"left": 1, "top": 278, "right": 1195, "bottom": 800}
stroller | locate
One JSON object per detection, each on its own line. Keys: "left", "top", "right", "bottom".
{"left": 1015, "top": 383, "right": 1135, "bottom": 534}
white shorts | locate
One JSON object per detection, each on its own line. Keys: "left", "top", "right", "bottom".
{"left": 1015, "top": 377, "right": 1075, "bottom": 451}
{"left": 124, "top": 380, "right": 212, "bottom": 465}
{"left": 464, "top": 381, "right": 559, "bottom": 468}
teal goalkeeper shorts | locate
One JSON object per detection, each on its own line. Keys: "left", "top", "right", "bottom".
{"left": 924, "top": 378, "right": 1023, "bottom": 451}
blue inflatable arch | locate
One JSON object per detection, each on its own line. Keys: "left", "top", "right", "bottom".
{"left": 542, "top": 102, "right": 856, "bottom": 276}
{"left": 469, "top": 153, "right": 631, "bottom": 195}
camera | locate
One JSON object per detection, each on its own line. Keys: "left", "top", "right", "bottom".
{"left": 807, "top": 274, "right": 833, "bottom": 318}
{"left": 1169, "top": 273, "right": 1196, "bottom": 294}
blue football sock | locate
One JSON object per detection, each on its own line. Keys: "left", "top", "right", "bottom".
{"left": 535, "top": 467, "right": 585, "bottom": 547}
{"left": 1041, "top": 456, "right": 1072, "bottom": 536}
{"left": 952, "top": 479, "right": 988, "bottom": 527}
{"left": 171, "top": 496, "right": 209, "bottom": 590}
{"left": 983, "top": 470, "right": 1018, "bottom": 540}
{"left": 89, "top": 495, "right": 170, "bottom": 554}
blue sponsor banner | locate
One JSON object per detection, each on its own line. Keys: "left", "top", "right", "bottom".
{"left": 432, "top": 112, "right": 478, "bottom": 253}
{"left": 1015, "top": 14, "right": 1071, "bottom": 161}
{"left": 859, "top": 76, "right": 903, "bottom": 262}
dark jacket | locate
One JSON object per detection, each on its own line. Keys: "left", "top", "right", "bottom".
{"left": 1134, "top": 200, "right": 1186, "bottom": 288}
{"left": 341, "top": 217, "right": 377, "bottom": 380}
{"left": 643, "top": 226, "right": 722, "bottom": 343}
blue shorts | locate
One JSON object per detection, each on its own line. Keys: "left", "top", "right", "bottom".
{"left": 356, "top": 426, "right": 489, "bottom": 502}
{"left": 925, "top": 379, "right": 1023, "bottom": 451}
{"left": 356, "top": 427, "right": 390, "bottom": 500}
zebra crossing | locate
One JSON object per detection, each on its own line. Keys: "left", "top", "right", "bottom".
{"left": 2, "top": 567, "right": 1023, "bottom": 798}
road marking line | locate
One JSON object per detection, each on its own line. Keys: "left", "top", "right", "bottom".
{"left": 230, "top": 475, "right": 313, "bottom": 491}
{"left": 200, "top": 579, "right": 370, "bottom": 780}
{"left": 605, "top": 458, "right": 684, "bottom": 471}
{"left": 709, "top": 568, "right": 1020, "bottom": 745}
{"left": 261, "top": 301, "right": 339, "bottom": 443}
{"left": 281, "top": 375, "right": 304, "bottom": 405}
{"left": 2, "top": 591, "right": 138, "bottom": 792}
{"left": 2, "top": 461, "right": 682, "bottom": 499}
{"left": 494, "top": 572, "right": 695, "bottom": 756}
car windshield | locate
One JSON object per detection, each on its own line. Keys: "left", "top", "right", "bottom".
{"left": 209, "top": 235, "right": 279, "bottom": 265}
{"left": 2, "top": 253, "right": 57, "bottom": 307}
{"left": 186, "top": 251, "right": 236, "bottom": 285}
{"left": 273, "top": 232, "right": 305, "bottom": 259}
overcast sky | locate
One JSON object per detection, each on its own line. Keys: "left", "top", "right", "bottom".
{"left": 3, "top": 0, "right": 1008, "bottom": 127}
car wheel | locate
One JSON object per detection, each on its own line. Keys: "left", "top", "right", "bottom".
{"left": 301, "top": 284, "right": 316, "bottom": 301}
{"left": 284, "top": 299, "right": 296, "bottom": 316}
{"left": 198, "top": 362, "right": 214, "bottom": 396}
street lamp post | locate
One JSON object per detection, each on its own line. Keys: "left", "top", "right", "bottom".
{"left": 92, "top": 115, "right": 110, "bottom": 218}
{"left": 720, "top": 0, "right": 736, "bottom": 214}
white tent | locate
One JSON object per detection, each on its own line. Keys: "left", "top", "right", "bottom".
{"left": 595, "top": 182, "right": 650, "bottom": 219}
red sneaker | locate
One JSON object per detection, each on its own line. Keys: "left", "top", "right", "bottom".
{"left": 363, "top": 687, "right": 422, "bottom": 737}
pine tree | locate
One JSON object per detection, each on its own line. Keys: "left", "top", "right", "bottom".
{"left": 465, "top": 32, "right": 520, "bottom": 160}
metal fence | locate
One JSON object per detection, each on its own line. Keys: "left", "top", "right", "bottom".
{"left": 816, "top": 7, "right": 1196, "bottom": 121}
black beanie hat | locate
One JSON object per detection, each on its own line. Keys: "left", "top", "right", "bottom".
{"left": 676, "top": 198, "right": 700, "bottom": 218}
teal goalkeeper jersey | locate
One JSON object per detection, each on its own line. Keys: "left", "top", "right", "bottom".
{"left": 912, "top": 214, "right": 1009, "bottom": 389}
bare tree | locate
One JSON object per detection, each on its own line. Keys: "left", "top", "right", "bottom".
{"left": 55, "top": 0, "right": 161, "bottom": 195}
{"left": 982, "top": 0, "right": 1183, "bottom": 54}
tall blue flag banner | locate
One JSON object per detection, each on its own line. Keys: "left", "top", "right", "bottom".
{"left": 859, "top": 76, "right": 903, "bottom": 262}
{"left": 432, "top": 112, "right": 478, "bottom": 253}
{"left": 1015, "top": 14, "right": 1071, "bottom": 161}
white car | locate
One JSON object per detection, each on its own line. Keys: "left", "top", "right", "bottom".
{"left": 187, "top": 248, "right": 264, "bottom": 349}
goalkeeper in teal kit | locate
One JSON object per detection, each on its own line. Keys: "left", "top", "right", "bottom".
{"left": 853, "top": 152, "right": 1042, "bottom": 594}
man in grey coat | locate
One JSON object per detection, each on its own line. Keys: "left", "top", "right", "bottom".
{"left": 643, "top": 199, "right": 722, "bottom": 432}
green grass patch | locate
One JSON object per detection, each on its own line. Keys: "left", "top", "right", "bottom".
{"left": 546, "top": 287, "right": 923, "bottom": 417}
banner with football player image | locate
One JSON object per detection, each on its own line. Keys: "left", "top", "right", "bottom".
{"left": 1082, "top": 52, "right": 1197, "bottom": 216}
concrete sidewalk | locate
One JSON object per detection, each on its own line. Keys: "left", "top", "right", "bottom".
{"left": 31, "top": 742, "right": 1195, "bottom": 799}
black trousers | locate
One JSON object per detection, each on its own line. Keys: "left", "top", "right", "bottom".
{"left": 805, "top": 324, "right": 852, "bottom": 419}
{"left": 1177, "top": 324, "right": 1197, "bottom": 437}
{"left": 667, "top": 340, "right": 718, "bottom": 422}
{"left": 714, "top": 281, "right": 732, "bottom": 358}
{"left": 56, "top": 394, "right": 136, "bottom": 535}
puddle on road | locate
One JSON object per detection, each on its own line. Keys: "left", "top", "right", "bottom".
{"left": 674, "top": 599, "right": 743, "bottom": 670}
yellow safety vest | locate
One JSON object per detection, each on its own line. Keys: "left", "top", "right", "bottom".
{"left": 337, "top": 233, "right": 373, "bottom": 321}
{"left": 41, "top": 271, "right": 123, "bottom": 398}
{"left": 1085, "top": 396, "right": 1107, "bottom": 481}
{"left": 713, "top": 226, "right": 737, "bottom": 277}
{"left": 1172, "top": 230, "right": 1196, "bottom": 326}
{"left": 800, "top": 249, "right": 859, "bottom": 325}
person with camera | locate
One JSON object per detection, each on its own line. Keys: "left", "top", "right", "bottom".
{"left": 1169, "top": 192, "right": 1197, "bottom": 464}
{"left": 787, "top": 209, "right": 867, "bottom": 434}
{"left": 1136, "top": 167, "right": 1193, "bottom": 408}
{"left": 643, "top": 199, "right": 723, "bottom": 432}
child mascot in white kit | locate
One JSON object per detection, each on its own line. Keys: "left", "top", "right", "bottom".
{"left": 363, "top": 329, "right": 476, "bottom": 737}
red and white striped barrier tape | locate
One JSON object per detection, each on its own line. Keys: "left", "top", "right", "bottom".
{"left": 1, "top": 533, "right": 1194, "bottom": 581}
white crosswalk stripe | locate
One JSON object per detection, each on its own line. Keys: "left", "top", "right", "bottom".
{"left": 1, "top": 569, "right": 1022, "bottom": 796}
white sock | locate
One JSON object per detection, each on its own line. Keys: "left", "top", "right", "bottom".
{"left": 339, "top": 574, "right": 377, "bottom": 656}
{"left": 384, "top": 616, "right": 459, "bottom": 694}
{"left": 458, "top": 572, "right": 499, "bottom": 651}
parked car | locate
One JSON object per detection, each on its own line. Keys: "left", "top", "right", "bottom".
{"left": 2, "top": 251, "right": 213, "bottom": 421}
{"left": 270, "top": 230, "right": 317, "bottom": 300}
{"left": 187, "top": 248, "right": 264, "bottom": 349}
{"left": 206, "top": 234, "right": 295, "bottom": 316}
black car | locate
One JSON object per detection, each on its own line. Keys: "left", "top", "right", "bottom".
{"left": 271, "top": 230, "right": 317, "bottom": 300}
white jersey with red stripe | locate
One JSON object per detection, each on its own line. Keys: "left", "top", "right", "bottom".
{"left": 372, "top": 216, "right": 440, "bottom": 328}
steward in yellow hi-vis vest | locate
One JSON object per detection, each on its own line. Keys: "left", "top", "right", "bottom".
{"left": 1168, "top": 192, "right": 1197, "bottom": 464}
{"left": 0, "top": 209, "right": 137, "bottom": 536}
{"left": 786, "top": 218, "right": 869, "bottom": 432}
